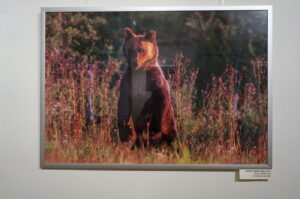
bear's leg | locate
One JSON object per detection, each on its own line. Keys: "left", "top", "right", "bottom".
{"left": 118, "top": 68, "right": 132, "bottom": 142}
{"left": 118, "top": 121, "right": 131, "bottom": 142}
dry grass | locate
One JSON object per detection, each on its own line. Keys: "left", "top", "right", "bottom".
{"left": 44, "top": 50, "right": 268, "bottom": 164}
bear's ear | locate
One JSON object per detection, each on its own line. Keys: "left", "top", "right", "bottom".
{"left": 123, "top": 27, "right": 135, "bottom": 40}
{"left": 145, "top": 30, "right": 156, "bottom": 42}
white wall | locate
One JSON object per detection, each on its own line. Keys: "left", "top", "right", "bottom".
{"left": 1, "top": 0, "right": 300, "bottom": 198}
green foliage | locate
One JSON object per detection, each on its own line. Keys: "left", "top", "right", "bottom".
{"left": 46, "top": 11, "right": 267, "bottom": 61}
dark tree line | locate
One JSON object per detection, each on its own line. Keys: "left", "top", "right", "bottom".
{"left": 46, "top": 10, "right": 268, "bottom": 106}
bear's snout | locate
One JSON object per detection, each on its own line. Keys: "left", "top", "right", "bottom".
{"left": 130, "top": 59, "right": 138, "bottom": 68}
{"left": 130, "top": 59, "right": 143, "bottom": 70}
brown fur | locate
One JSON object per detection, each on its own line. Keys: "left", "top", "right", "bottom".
{"left": 119, "top": 27, "right": 177, "bottom": 147}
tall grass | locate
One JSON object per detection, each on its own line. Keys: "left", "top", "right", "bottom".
{"left": 44, "top": 50, "right": 267, "bottom": 164}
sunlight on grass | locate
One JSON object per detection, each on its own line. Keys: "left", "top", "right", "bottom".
{"left": 44, "top": 50, "right": 267, "bottom": 165}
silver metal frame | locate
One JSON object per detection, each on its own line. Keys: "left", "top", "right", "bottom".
{"left": 40, "top": 6, "right": 273, "bottom": 170}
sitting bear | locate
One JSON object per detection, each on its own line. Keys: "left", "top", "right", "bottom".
{"left": 118, "top": 27, "right": 177, "bottom": 147}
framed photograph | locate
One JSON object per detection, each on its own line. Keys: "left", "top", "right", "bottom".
{"left": 40, "top": 6, "right": 272, "bottom": 170}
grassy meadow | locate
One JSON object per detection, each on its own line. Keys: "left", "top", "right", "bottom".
{"left": 44, "top": 49, "right": 268, "bottom": 164}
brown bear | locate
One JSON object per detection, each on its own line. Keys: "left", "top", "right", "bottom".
{"left": 118, "top": 27, "right": 177, "bottom": 147}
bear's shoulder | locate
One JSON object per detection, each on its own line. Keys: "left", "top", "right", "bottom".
{"left": 146, "top": 66, "right": 166, "bottom": 91}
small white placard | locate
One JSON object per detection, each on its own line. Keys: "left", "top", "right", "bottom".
{"left": 239, "top": 169, "right": 272, "bottom": 180}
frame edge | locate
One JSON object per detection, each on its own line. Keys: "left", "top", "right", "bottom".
{"left": 39, "top": 5, "right": 273, "bottom": 170}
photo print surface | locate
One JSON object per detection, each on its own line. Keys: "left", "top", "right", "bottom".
{"left": 41, "top": 7, "right": 271, "bottom": 169}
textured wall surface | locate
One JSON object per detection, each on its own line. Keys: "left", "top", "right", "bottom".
{"left": 1, "top": 0, "right": 300, "bottom": 198}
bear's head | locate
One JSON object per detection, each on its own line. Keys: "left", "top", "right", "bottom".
{"left": 122, "top": 27, "right": 158, "bottom": 70}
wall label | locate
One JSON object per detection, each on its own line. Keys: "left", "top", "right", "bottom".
{"left": 239, "top": 169, "right": 272, "bottom": 180}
